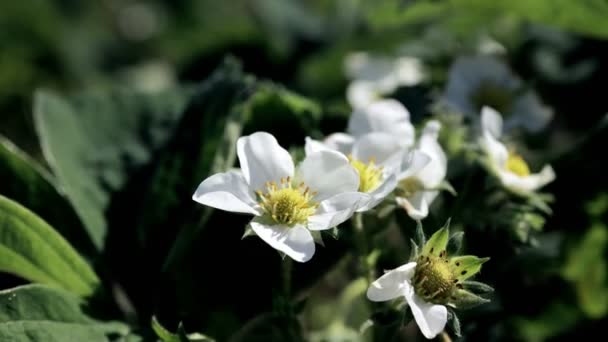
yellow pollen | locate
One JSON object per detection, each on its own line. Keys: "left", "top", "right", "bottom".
{"left": 348, "top": 156, "right": 383, "bottom": 193}
{"left": 257, "top": 178, "right": 318, "bottom": 226}
{"left": 506, "top": 151, "right": 530, "bottom": 177}
{"left": 413, "top": 254, "right": 455, "bottom": 303}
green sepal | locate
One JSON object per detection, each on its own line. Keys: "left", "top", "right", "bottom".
{"left": 409, "top": 239, "right": 419, "bottom": 262}
{"left": 451, "top": 289, "right": 491, "bottom": 310}
{"left": 449, "top": 255, "right": 489, "bottom": 281}
{"left": 421, "top": 219, "right": 451, "bottom": 256}
{"left": 462, "top": 280, "right": 495, "bottom": 293}
{"left": 415, "top": 220, "right": 426, "bottom": 247}
{"left": 436, "top": 180, "right": 458, "bottom": 196}
{"left": 447, "top": 231, "right": 464, "bottom": 256}
{"left": 241, "top": 225, "right": 256, "bottom": 240}
{"left": 152, "top": 317, "right": 215, "bottom": 342}
{"left": 447, "top": 309, "right": 462, "bottom": 337}
{"left": 310, "top": 230, "right": 325, "bottom": 247}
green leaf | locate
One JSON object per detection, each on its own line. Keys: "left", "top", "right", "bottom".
{"left": 0, "top": 195, "right": 99, "bottom": 297}
{"left": 33, "top": 87, "right": 192, "bottom": 250}
{"left": 562, "top": 224, "right": 608, "bottom": 318}
{"left": 0, "top": 284, "right": 130, "bottom": 342}
{"left": 451, "top": 289, "right": 491, "bottom": 310}
{"left": 241, "top": 83, "right": 322, "bottom": 147}
{"left": 449, "top": 255, "right": 490, "bottom": 282}
{"left": 0, "top": 136, "right": 96, "bottom": 258}
{"left": 365, "top": 0, "right": 608, "bottom": 39}
{"left": 421, "top": 219, "right": 450, "bottom": 256}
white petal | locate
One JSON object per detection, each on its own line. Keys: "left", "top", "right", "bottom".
{"left": 351, "top": 132, "right": 404, "bottom": 169}
{"left": 347, "top": 81, "right": 379, "bottom": 109}
{"left": 323, "top": 133, "right": 355, "bottom": 155}
{"left": 366, "top": 262, "right": 416, "bottom": 302}
{"left": 237, "top": 132, "right": 294, "bottom": 191}
{"left": 399, "top": 150, "right": 431, "bottom": 180}
{"left": 357, "top": 172, "right": 398, "bottom": 212}
{"left": 481, "top": 106, "right": 503, "bottom": 138}
{"left": 404, "top": 286, "right": 448, "bottom": 339}
{"left": 480, "top": 133, "right": 508, "bottom": 168}
{"left": 297, "top": 150, "right": 359, "bottom": 202}
{"left": 394, "top": 57, "right": 427, "bottom": 86}
{"left": 348, "top": 99, "right": 415, "bottom": 146}
{"left": 250, "top": 220, "right": 315, "bottom": 263}
{"left": 416, "top": 121, "right": 447, "bottom": 188}
{"left": 499, "top": 164, "right": 556, "bottom": 193}
{"left": 308, "top": 192, "right": 369, "bottom": 230}
{"left": 192, "top": 171, "right": 259, "bottom": 215}
{"left": 396, "top": 191, "right": 430, "bottom": 221}
{"left": 304, "top": 137, "right": 334, "bottom": 156}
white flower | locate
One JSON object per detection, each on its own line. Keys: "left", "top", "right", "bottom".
{"left": 305, "top": 99, "right": 417, "bottom": 211}
{"left": 367, "top": 262, "right": 447, "bottom": 339}
{"left": 479, "top": 107, "right": 555, "bottom": 194}
{"left": 332, "top": 99, "right": 416, "bottom": 149}
{"left": 345, "top": 52, "right": 427, "bottom": 109}
{"left": 192, "top": 132, "right": 364, "bottom": 262}
{"left": 443, "top": 56, "right": 553, "bottom": 133}
{"left": 305, "top": 132, "right": 402, "bottom": 212}
{"left": 396, "top": 121, "right": 447, "bottom": 220}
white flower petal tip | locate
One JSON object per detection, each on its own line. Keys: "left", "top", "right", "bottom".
{"left": 422, "top": 120, "right": 441, "bottom": 138}
{"left": 192, "top": 171, "right": 259, "bottom": 215}
{"left": 348, "top": 99, "right": 415, "bottom": 146}
{"left": 481, "top": 106, "right": 503, "bottom": 138}
{"left": 250, "top": 221, "right": 315, "bottom": 263}
{"left": 405, "top": 287, "right": 448, "bottom": 339}
{"left": 366, "top": 262, "right": 417, "bottom": 302}
{"left": 396, "top": 194, "right": 430, "bottom": 221}
{"left": 236, "top": 131, "right": 295, "bottom": 191}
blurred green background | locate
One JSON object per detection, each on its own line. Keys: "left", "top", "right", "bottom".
{"left": 1, "top": 1, "right": 608, "bottom": 341}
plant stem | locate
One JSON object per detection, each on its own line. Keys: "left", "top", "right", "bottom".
{"left": 282, "top": 257, "right": 293, "bottom": 297}
{"left": 353, "top": 212, "right": 374, "bottom": 283}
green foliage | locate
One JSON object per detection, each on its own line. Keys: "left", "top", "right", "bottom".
{"left": 364, "top": 0, "right": 608, "bottom": 39}
{"left": 33, "top": 87, "right": 192, "bottom": 250}
{"left": 0, "top": 137, "right": 95, "bottom": 257}
{"left": 562, "top": 224, "right": 608, "bottom": 318}
{"left": 0, "top": 196, "right": 99, "bottom": 297}
{"left": 0, "top": 284, "right": 130, "bottom": 342}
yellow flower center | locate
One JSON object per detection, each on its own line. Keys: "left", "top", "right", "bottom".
{"left": 397, "top": 177, "right": 425, "bottom": 198}
{"left": 506, "top": 151, "right": 530, "bottom": 177}
{"left": 256, "top": 177, "right": 318, "bottom": 226}
{"left": 349, "top": 156, "right": 383, "bottom": 193}
{"left": 413, "top": 254, "right": 456, "bottom": 303}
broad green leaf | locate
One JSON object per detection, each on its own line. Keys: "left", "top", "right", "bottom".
{"left": 33, "top": 87, "right": 192, "bottom": 250}
{"left": 0, "top": 284, "right": 130, "bottom": 342}
{"left": 562, "top": 224, "right": 608, "bottom": 318}
{"left": 0, "top": 195, "right": 99, "bottom": 297}
{"left": 0, "top": 136, "right": 95, "bottom": 258}
{"left": 421, "top": 220, "right": 451, "bottom": 256}
{"left": 449, "top": 255, "right": 490, "bottom": 282}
